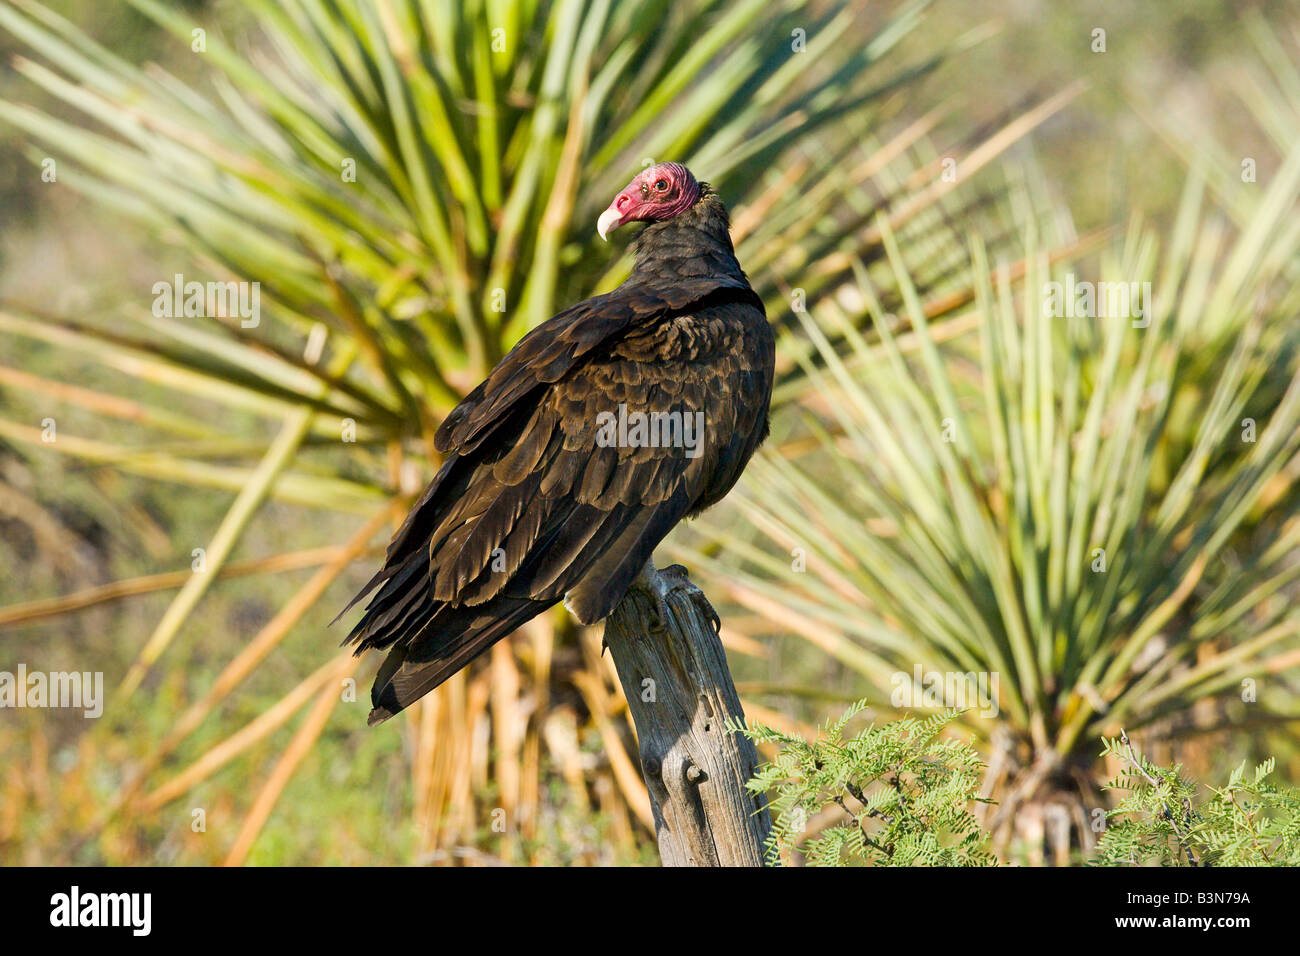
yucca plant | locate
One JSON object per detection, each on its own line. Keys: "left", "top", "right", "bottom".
{"left": 0, "top": 0, "right": 1089, "bottom": 864}
{"left": 683, "top": 128, "right": 1300, "bottom": 862}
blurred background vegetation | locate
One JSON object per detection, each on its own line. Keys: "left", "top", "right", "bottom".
{"left": 0, "top": 0, "right": 1297, "bottom": 865}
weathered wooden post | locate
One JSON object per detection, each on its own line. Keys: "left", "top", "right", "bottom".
{"left": 602, "top": 563, "right": 772, "bottom": 866}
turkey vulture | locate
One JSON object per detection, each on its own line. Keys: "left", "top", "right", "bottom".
{"left": 339, "top": 163, "right": 774, "bottom": 725}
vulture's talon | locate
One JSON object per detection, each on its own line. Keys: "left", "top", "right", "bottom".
{"left": 650, "top": 599, "right": 671, "bottom": 633}
{"left": 632, "top": 561, "right": 720, "bottom": 635}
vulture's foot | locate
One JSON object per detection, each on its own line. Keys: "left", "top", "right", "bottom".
{"left": 631, "top": 561, "right": 721, "bottom": 636}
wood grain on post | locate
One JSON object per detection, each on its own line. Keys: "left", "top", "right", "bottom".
{"left": 602, "top": 565, "right": 772, "bottom": 866}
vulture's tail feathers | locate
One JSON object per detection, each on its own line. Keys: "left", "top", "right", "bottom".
{"left": 367, "top": 596, "right": 550, "bottom": 725}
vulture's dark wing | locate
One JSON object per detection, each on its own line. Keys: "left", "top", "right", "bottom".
{"left": 434, "top": 274, "right": 759, "bottom": 455}
{"left": 341, "top": 277, "right": 771, "bottom": 724}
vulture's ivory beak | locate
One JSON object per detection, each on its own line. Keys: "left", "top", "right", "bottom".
{"left": 597, "top": 207, "right": 623, "bottom": 241}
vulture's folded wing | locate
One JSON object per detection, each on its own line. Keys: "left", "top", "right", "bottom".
{"left": 434, "top": 275, "right": 761, "bottom": 455}
{"left": 341, "top": 298, "right": 765, "bottom": 723}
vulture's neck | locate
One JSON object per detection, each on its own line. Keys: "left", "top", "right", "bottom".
{"left": 630, "top": 190, "right": 746, "bottom": 283}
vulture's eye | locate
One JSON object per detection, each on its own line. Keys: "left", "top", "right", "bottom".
{"left": 654, "top": 179, "right": 668, "bottom": 192}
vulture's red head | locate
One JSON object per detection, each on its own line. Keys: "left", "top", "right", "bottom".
{"left": 597, "top": 162, "right": 702, "bottom": 240}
